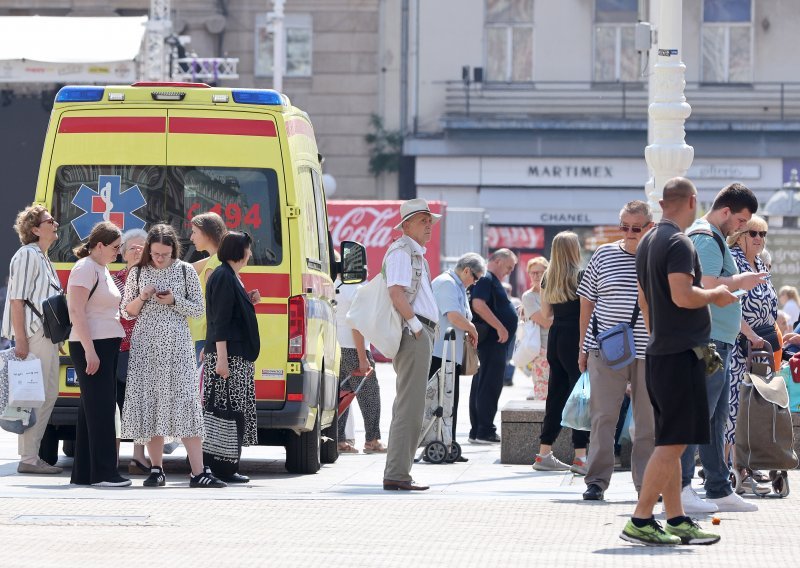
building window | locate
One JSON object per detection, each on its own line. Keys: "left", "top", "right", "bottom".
{"left": 593, "top": 0, "right": 640, "bottom": 82}
{"left": 485, "top": 0, "right": 534, "bottom": 82}
{"left": 702, "top": 0, "right": 752, "bottom": 83}
{"left": 255, "top": 13, "right": 312, "bottom": 78}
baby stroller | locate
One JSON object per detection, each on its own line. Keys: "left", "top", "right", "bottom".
{"left": 416, "top": 327, "right": 461, "bottom": 464}
{"left": 733, "top": 344, "right": 798, "bottom": 498}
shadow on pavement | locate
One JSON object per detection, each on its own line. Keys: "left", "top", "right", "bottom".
{"left": 594, "top": 547, "right": 697, "bottom": 556}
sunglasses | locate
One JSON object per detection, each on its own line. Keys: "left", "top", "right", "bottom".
{"left": 37, "top": 218, "right": 57, "bottom": 227}
{"left": 619, "top": 225, "right": 645, "bottom": 233}
{"left": 746, "top": 230, "right": 767, "bottom": 238}
{"left": 470, "top": 270, "right": 482, "bottom": 281}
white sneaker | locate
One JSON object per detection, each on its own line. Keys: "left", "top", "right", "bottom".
{"left": 680, "top": 485, "right": 719, "bottom": 514}
{"left": 707, "top": 492, "right": 758, "bottom": 512}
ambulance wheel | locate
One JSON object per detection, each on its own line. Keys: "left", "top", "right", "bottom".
{"left": 38, "top": 425, "right": 59, "bottom": 466}
{"left": 285, "top": 410, "right": 321, "bottom": 474}
{"left": 445, "top": 442, "right": 462, "bottom": 463}
{"left": 425, "top": 441, "right": 448, "bottom": 464}
{"left": 731, "top": 469, "right": 743, "bottom": 494}
{"left": 62, "top": 438, "right": 75, "bottom": 458}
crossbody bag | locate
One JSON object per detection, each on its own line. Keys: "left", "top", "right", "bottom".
{"left": 592, "top": 301, "right": 640, "bottom": 370}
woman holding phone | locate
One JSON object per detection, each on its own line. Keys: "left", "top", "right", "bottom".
{"left": 121, "top": 224, "right": 226, "bottom": 488}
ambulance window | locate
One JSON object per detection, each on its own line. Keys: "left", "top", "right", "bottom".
{"left": 179, "top": 167, "right": 282, "bottom": 266}
{"left": 49, "top": 165, "right": 167, "bottom": 262}
{"left": 310, "top": 170, "right": 330, "bottom": 275}
{"left": 297, "top": 169, "right": 321, "bottom": 265}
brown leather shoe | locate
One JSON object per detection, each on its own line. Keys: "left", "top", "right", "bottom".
{"left": 383, "top": 479, "right": 429, "bottom": 491}
{"left": 17, "top": 459, "right": 62, "bottom": 474}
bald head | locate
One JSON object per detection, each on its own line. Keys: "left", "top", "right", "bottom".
{"left": 659, "top": 177, "right": 698, "bottom": 229}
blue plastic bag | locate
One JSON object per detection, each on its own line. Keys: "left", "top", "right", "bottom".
{"left": 618, "top": 404, "right": 634, "bottom": 444}
{"left": 561, "top": 371, "right": 591, "bottom": 431}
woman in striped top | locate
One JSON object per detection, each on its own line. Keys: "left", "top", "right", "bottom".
{"left": 1, "top": 205, "right": 63, "bottom": 474}
{"left": 576, "top": 200, "right": 655, "bottom": 501}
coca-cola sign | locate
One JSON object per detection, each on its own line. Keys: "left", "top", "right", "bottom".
{"left": 328, "top": 200, "right": 444, "bottom": 278}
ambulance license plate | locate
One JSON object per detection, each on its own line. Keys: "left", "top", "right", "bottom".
{"left": 66, "top": 367, "right": 79, "bottom": 387}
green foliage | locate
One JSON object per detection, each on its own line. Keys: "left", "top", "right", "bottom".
{"left": 364, "top": 114, "right": 403, "bottom": 177}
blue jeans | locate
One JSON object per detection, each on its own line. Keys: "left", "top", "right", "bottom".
{"left": 503, "top": 332, "right": 516, "bottom": 383}
{"left": 681, "top": 340, "right": 733, "bottom": 499}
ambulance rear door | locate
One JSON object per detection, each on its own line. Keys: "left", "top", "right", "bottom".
{"left": 166, "top": 108, "right": 289, "bottom": 406}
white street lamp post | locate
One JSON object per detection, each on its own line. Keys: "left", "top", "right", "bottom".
{"left": 271, "top": 0, "right": 285, "bottom": 93}
{"left": 644, "top": 0, "right": 694, "bottom": 220}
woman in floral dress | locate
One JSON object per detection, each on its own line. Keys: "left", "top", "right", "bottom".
{"left": 121, "top": 224, "right": 226, "bottom": 488}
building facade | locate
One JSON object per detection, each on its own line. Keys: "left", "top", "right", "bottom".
{"left": 401, "top": 0, "right": 800, "bottom": 290}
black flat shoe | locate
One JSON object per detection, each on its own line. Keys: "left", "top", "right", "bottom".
{"left": 583, "top": 483, "right": 604, "bottom": 501}
{"left": 220, "top": 472, "right": 250, "bottom": 484}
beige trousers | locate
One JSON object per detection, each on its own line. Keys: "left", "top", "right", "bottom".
{"left": 19, "top": 327, "right": 60, "bottom": 459}
{"left": 585, "top": 351, "right": 654, "bottom": 492}
{"left": 384, "top": 325, "right": 433, "bottom": 482}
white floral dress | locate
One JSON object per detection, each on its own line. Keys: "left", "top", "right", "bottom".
{"left": 120, "top": 260, "right": 205, "bottom": 443}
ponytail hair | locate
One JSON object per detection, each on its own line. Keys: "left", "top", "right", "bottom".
{"left": 73, "top": 221, "right": 122, "bottom": 259}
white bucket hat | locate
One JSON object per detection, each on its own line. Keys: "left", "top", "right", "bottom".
{"left": 394, "top": 198, "right": 442, "bottom": 231}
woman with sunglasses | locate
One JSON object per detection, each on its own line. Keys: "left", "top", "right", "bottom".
{"left": 67, "top": 221, "right": 129, "bottom": 486}
{"left": 121, "top": 224, "right": 226, "bottom": 488}
{"left": 724, "top": 214, "right": 777, "bottom": 491}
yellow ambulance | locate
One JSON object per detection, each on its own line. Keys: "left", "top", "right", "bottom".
{"left": 35, "top": 82, "right": 367, "bottom": 474}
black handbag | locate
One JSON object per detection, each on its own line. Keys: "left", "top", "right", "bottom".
{"left": 202, "top": 380, "right": 244, "bottom": 478}
{"left": 26, "top": 278, "right": 98, "bottom": 344}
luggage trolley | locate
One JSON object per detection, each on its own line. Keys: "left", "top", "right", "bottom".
{"left": 417, "top": 327, "right": 461, "bottom": 464}
{"left": 733, "top": 344, "right": 797, "bottom": 498}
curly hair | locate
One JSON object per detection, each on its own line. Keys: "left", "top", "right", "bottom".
{"left": 13, "top": 205, "right": 49, "bottom": 245}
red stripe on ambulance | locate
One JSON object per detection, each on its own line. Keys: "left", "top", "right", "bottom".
{"left": 241, "top": 273, "right": 290, "bottom": 298}
{"left": 255, "top": 380, "right": 285, "bottom": 400}
{"left": 58, "top": 117, "right": 166, "bottom": 133}
{"left": 169, "top": 117, "right": 277, "bottom": 137}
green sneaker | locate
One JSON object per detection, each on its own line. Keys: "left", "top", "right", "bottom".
{"left": 664, "top": 518, "right": 721, "bottom": 545}
{"left": 620, "top": 519, "right": 681, "bottom": 546}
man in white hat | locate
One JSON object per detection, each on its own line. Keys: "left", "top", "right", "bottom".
{"left": 382, "top": 198, "right": 441, "bottom": 491}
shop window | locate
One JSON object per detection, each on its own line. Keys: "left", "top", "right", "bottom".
{"left": 702, "top": 0, "right": 752, "bottom": 83}
{"left": 593, "top": 0, "right": 640, "bottom": 82}
{"left": 255, "top": 13, "right": 312, "bottom": 78}
{"left": 485, "top": 0, "right": 534, "bottom": 82}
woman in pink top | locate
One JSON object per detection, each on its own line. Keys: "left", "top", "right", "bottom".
{"left": 67, "top": 221, "right": 128, "bottom": 487}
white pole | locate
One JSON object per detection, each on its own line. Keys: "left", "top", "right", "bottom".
{"left": 644, "top": 0, "right": 694, "bottom": 220}
{"left": 272, "top": 0, "right": 285, "bottom": 93}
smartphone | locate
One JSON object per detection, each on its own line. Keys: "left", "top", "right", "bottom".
{"left": 156, "top": 290, "right": 169, "bottom": 296}
{"left": 732, "top": 289, "right": 747, "bottom": 298}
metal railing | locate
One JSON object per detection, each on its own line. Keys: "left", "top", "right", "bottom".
{"left": 444, "top": 81, "right": 800, "bottom": 124}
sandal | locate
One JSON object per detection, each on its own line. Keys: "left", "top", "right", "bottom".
{"left": 128, "top": 458, "right": 152, "bottom": 475}
{"left": 338, "top": 443, "right": 358, "bottom": 454}
{"left": 363, "top": 441, "right": 387, "bottom": 454}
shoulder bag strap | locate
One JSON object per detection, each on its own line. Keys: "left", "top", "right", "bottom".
{"left": 182, "top": 262, "right": 189, "bottom": 299}
{"left": 629, "top": 301, "right": 640, "bottom": 328}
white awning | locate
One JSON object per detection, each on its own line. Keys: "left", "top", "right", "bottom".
{"left": 0, "top": 16, "right": 147, "bottom": 84}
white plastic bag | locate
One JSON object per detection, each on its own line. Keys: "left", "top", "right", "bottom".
{"left": 346, "top": 273, "right": 402, "bottom": 359}
{"left": 8, "top": 358, "right": 45, "bottom": 408}
{"left": 511, "top": 321, "right": 541, "bottom": 367}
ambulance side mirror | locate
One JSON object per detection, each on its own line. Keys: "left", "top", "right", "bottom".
{"left": 340, "top": 241, "right": 367, "bottom": 284}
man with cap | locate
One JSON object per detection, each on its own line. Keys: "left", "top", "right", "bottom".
{"left": 382, "top": 198, "right": 441, "bottom": 491}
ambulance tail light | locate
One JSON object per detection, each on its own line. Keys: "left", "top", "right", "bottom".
{"left": 288, "top": 295, "right": 306, "bottom": 361}
{"left": 231, "top": 89, "right": 284, "bottom": 106}
{"left": 55, "top": 87, "right": 104, "bottom": 103}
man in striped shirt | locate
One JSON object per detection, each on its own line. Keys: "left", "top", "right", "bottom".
{"left": 1, "top": 205, "right": 63, "bottom": 474}
{"left": 577, "top": 200, "right": 655, "bottom": 501}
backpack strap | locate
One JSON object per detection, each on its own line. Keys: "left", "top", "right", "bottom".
{"left": 687, "top": 227, "right": 726, "bottom": 277}
{"left": 182, "top": 262, "right": 188, "bottom": 299}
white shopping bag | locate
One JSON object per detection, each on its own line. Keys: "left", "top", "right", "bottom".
{"left": 7, "top": 358, "right": 45, "bottom": 408}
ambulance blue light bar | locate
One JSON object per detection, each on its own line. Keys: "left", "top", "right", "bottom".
{"left": 231, "top": 89, "right": 283, "bottom": 105}
{"left": 55, "top": 87, "right": 105, "bottom": 103}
